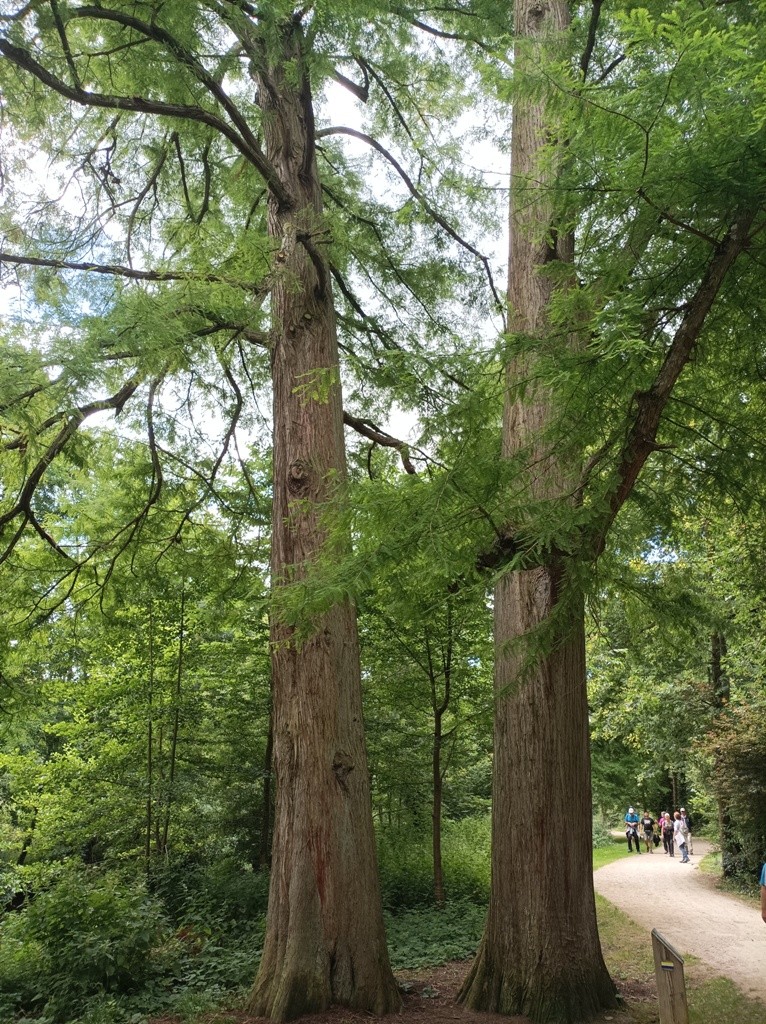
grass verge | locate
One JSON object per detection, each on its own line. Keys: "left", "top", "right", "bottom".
{"left": 596, "top": 892, "right": 766, "bottom": 1023}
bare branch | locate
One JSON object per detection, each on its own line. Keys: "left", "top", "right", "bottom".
{"left": 331, "top": 62, "right": 369, "bottom": 103}
{"left": 579, "top": 0, "right": 603, "bottom": 81}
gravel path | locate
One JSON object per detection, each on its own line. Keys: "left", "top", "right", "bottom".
{"left": 594, "top": 838, "right": 766, "bottom": 1004}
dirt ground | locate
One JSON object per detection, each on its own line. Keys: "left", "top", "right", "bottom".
{"left": 593, "top": 837, "right": 766, "bottom": 1004}
{"left": 150, "top": 959, "right": 637, "bottom": 1024}
{"left": 149, "top": 839, "right": 765, "bottom": 1024}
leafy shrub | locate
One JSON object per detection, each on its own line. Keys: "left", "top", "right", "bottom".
{"left": 441, "top": 817, "right": 491, "bottom": 901}
{"left": 699, "top": 702, "right": 766, "bottom": 882}
{"left": 377, "top": 814, "right": 491, "bottom": 909}
{"left": 377, "top": 829, "right": 435, "bottom": 908}
{"left": 0, "top": 927, "right": 46, "bottom": 1011}
{"left": 150, "top": 857, "right": 270, "bottom": 930}
{"left": 592, "top": 817, "right": 615, "bottom": 848}
{"left": 385, "top": 900, "right": 486, "bottom": 969}
{"left": 0, "top": 864, "right": 171, "bottom": 1020}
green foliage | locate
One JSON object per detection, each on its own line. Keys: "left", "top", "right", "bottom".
{"left": 700, "top": 701, "right": 766, "bottom": 879}
{"left": 0, "top": 865, "right": 170, "bottom": 1020}
{"left": 385, "top": 900, "right": 486, "bottom": 970}
{"left": 150, "top": 859, "right": 270, "bottom": 931}
{"left": 591, "top": 818, "right": 617, "bottom": 850}
{"left": 0, "top": 858, "right": 268, "bottom": 1024}
{"left": 377, "top": 815, "right": 491, "bottom": 909}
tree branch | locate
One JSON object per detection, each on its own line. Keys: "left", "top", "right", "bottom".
{"left": 0, "top": 376, "right": 142, "bottom": 538}
{"left": 0, "top": 250, "right": 268, "bottom": 292}
{"left": 591, "top": 208, "right": 758, "bottom": 556}
{"left": 317, "top": 125, "right": 504, "bottom": 314}
{"left": 331, "top": 62, "right": 369, "bottom": 103}
{"left": 579, "top": 0, "right": 603, "bottom": 81}
{"left": 0, "top": 34, "right": 293, "bottom": 210}
{"left": 342, "top": 410, "right": 417, "bottom": 474}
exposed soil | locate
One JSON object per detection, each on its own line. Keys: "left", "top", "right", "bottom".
{"left": 149, "top": 838, "right": 766, "bottom": 1024}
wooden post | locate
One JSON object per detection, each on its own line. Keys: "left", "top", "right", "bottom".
{"left": 651, "top": 929, "right": 689, "bottom": 1024}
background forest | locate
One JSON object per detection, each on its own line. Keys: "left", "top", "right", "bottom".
{"left": 1, "top": 1, "right": 766, "bottom": 1023}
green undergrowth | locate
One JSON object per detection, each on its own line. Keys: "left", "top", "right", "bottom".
{"left": 385, "top": 900, "right": 486, "bottom": 970}
{"left": 3, "top": 829, "right": 760, "bottom": 1024}
{"left": 698, "top": 850, "right": 721, "bottom": 874}
{"left": 688, "top": 977, "right": 766, "bottom": 1024}
{"left": 377, "top": 815, "right": 491, "bottom": 908}
{"left": 698, "top": 850, "right": 762, "bottom": 909}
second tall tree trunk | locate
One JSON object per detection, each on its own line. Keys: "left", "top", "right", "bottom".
{"left": 459, "top": 2, "right": 616, "bottom": 1020}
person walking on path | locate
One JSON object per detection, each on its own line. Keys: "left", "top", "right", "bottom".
{"left": 680, "top": 807, "right": 694, "bottom": 855}
{"left": 641, "top": 811, "right": 655, "bottom": 853}
{"left": 659, "top": 815, "right": 671, "bottom": 856}
{"left": 661, "top": 812, "right": 675, "bottom": 856}
{"left": 625, "top": 807, "right": 640, "bottom": 853}
{"left": 760, "top": 862, "right": 766, "bottom": 923}
{"left": 673, "top": 811, "right": 690, "bottom": 863}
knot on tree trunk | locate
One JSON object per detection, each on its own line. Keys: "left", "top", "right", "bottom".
{"left": 288, "top": 460, "right": 311, "bottom": 496}
{"left": 332, "top": 751, "right": 354, "bottom": 792}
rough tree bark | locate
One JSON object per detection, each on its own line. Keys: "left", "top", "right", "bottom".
{"left": 458, "top": 1, "right": 617, "bottom": 1019}
{"left": 248, "top": 18, "right": 400, "bottom": 1022}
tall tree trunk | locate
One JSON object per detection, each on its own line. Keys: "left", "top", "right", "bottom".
{"left": 145, "top": 602, "right": 155, "bottom": 869}
{"left": 429, "top": 611, "right": 452, "bottom": 906}
{"left": 432, "top": 703, "right": 445, "bottom": 905}
{"left": 248, "top": 19, "right": 399, "bottom": 1022}
{"left": 154, "top": 723, "right": 164, "bottom": 856}
{"left": 459, "top": 2, "right": 615, "bottom": 1020}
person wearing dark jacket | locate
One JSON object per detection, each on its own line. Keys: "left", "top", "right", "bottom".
{"left": 640, "top": 811, "right": 655, "bottom": 853}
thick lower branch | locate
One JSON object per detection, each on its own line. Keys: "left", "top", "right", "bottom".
{"left": 591, "top": 208, "right": 757, "bottom": 555}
